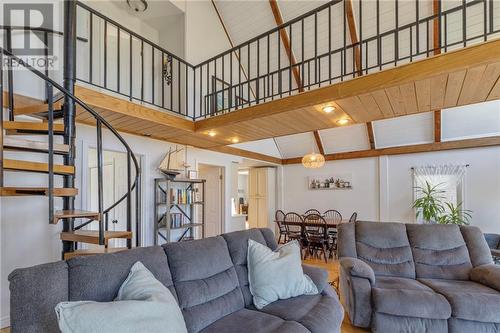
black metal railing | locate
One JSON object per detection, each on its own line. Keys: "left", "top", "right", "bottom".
{"left": 2, "top": 0, "right": 499, "bottom": 122}
{"left": 196, "top": 0, "right": 500, "bottom": 119}
{"left": 75, "top": 2, "right": 194, "bottom": 119}
{"left": 0, "top": 46, "right": 141, "bottom": 248}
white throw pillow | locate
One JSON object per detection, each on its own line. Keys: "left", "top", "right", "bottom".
{"left": 55, "top": 262, "right": 187, "bottom": 333}
{"left": 247, "top": 239, "right": 318, "bottom": 309}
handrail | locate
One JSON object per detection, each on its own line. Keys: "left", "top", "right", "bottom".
{"left": 0, "top": 25, "right": 88, "bottom": 43}
{"left": 1, "top": 47, "right": 141, "bottom": 246}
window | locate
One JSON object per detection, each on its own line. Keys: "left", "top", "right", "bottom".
{"left": 412, "top": 165, "right": 467, "bottom": 223}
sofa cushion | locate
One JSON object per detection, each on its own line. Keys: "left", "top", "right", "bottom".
{"left": 67, "top": 246, "right": 175, "bottom": 302}
{"left": 372, "top": 312, "right": 448, "bottom": 333}
{"left": 221, "top": 228, "right": 278, "bottom": 306}
{"left": 199, "top": 308, "right": 310, "bottom": 333}
{"left": 407, "top": 224, "right": 473, "bottom": 280}
{"left": 355, "top": 221, "right": 415, "bottom": 279}
{"left": 460, "top": 226, "right": 493, "bottom": 266}
{"left": 164, "top": 236, "right": 244, "bottom": 333}
{"left": 419, "top": 279, "right": 500, "bottom": 323}
{"left": 258, "top": 294, "right": 344, "bottom": 333}
{"left": 372, "top": 276, "right": 451, "bottom": 319}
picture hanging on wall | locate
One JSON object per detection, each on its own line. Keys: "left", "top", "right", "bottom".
{"left": 308, "top": 174, "right": 353, "bottom": 190}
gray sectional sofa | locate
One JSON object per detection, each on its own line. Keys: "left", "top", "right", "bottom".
{"left": 485, "top": 233, "right": 500, "bottom": 263}
{"left": 338, "top": 221, "right": 500, "bottom": 333}
{"left": 9, "top": 228, "right": 344, "bottom": 333}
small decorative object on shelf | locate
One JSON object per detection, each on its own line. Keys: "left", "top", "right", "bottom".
{"left": 158, "top": 145, "right": 188, "bottom": 180}
{"left": 154, "top": 178, "right": 206, "bottom": 245}
{"left": 308, "top": 175, "right": 353, "bottom": 190}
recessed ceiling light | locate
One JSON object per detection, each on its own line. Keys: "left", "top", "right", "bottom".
{"left": 336, "top": 118, "right": 350, "bottom": 125}
{"left": 207, "top": 131, "right": 217, "bottom": 137}
{"left": 127, "top": 0, "right": 148, "bottom": 12}
{"left": 322, "top": 105, "right": 335, "bottom": 113}
{"left": 231, "top": 138, "right": 239, "bottom": 143}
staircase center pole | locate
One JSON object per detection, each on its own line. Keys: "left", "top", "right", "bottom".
{"left": 62, "top": 0, "right": 77, "bottom": 257}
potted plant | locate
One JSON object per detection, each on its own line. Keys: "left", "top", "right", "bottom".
{"left": 438, "top": 202, "right": 472, "bottom": 225}
{"left": 412, "top": 181, "right": 445, "bottom": 223}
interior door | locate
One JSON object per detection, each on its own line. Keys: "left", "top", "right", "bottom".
{"left": 199, "top": 165, "right": 223, "bottom": 237}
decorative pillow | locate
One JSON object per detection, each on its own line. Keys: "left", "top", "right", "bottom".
{"left": 247, "top": 239, "right": 318, "bottom": 309}
{"left": 55, "top": 262, "right": 187, "bottom": 333}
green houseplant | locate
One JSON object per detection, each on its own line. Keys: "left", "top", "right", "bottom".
{"left": 438, "top": 202, "right": 472, "bottom": 225}
{"left": 412, "top": 181, "right": 445, "bottom": 223}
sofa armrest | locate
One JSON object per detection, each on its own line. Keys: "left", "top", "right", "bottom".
{"left": 470, "top": 264, "right": 500, "bottom": 291}
{"left": 302, "top": 264, "right": 328, "bottom": 293}
{"left": 339, "top": 257, "right": 375, "bottom": 285}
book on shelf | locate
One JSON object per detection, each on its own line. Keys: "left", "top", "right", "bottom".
{"left": 170, "top": 213, "right": 184, "bottom": 228}
{"left": 169, "top": 187, "right": 198, "bottom": 205}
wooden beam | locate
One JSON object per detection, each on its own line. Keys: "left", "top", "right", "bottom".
{"left": 282, "top": 135, "right": 500, "bottom": 164}
{"left": 433, "top": 0, "right": 441, "bottom": 56}
{"left": 434, "top": 110, "right": 442, "bottom": 142}
{"left": 207, "top": 145, "right": 282, "bottom": 165}
{"left": 345, "top": 0, "right": 362, "bottom": 75}
{"left": 196, "top": 39, "right": 500, "bottom": 131}
{"left": 313, "top": 131, "right": 325, "bottom": 155}
{"left": 269, "top": 0, "right": 303, "bottom": 92}
{"left": 366, "top": 122, "right": 375, "bottom": 149}
{"left": 211, "top": 0, "right": 256, "bottom": 99}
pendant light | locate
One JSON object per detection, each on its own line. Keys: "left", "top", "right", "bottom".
{"left": 302, "top": 140, "right": 325, "bottom": 169}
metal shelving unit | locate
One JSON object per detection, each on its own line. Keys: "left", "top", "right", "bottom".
{"left": 154, "top": 178, "right": 206, "bottom": 245}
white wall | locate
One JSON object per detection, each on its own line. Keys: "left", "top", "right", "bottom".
{"left": 281, "top": 146, "right": 500, "bottom": 234}
{"left": 0, "top": 122, "right": 253, "bottom": 328}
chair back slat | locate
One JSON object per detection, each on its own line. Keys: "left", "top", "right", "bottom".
{"left": 284, "top": 212, "right": 303, "bottom": 232}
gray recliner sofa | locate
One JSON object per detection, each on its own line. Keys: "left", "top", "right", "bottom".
{"left": 338, "top": 221, "right": 500, "bottom": 333}
{"left": 9, "top": 228, "right": 344, "bottom": 333}
{"left": 484, "top": 233, "right": 500, "bottom": 263}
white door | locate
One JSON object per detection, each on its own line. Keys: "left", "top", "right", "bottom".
{"left": 199, "top": 164, "right": 223, "bottom": 237}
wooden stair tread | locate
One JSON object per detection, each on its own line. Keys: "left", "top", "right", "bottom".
{"left": 3, "top": 121, "right": 64, "bottom": 134}
{"left": 63, "top": 247, "right": 128, "bottom": 260}
{"left": 3, "top": 159, "right": 75, "bottom": 175}
{"left": 60, "top": 230, "right": 133, "bottom": 245}
{"left": 0, "top": 187, "right": 77, "bottom": 197}
{"left": 3, "top": 137, "right": 69, "bottom": 154}
{"left": 14, "top": 100, "right": 63, "bottom": 116}
{"left": 52, "top": 210, "right": 100, "bottom": 224}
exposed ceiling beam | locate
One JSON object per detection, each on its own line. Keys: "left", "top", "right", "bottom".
{"left": 433, "top": 0, "right": 442, "bottom": 142}
{"left": 433, "top": 0, "right": 441, "bottom": 56}
{"left": 366, "top": 122, "right": 375, "bottom": 149}
{"left": 268, "top": 0, "right": 304, "bottom": 92}
{"left": 211, "top": 0, "right": 256, "bottom": 99}
{"left": 207, "top": 145, "right": 282, "bottom": 165}
{"left": 313, "top": 131, "right": 325, "bottom": 155}
{"left": 282, "top": 135, "right": 500, "bottom": 164}
{"left": 434, "top": 110, "right": 442, "bottom": 142}
{"left": 345, "top": 0, "right": 362, "bottom": 76}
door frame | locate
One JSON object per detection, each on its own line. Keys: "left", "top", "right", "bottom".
{"left": 197, "top": 163, "right": 225, "bottom": 236}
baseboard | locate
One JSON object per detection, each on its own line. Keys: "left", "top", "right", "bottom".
{"left": 0, "top": 315, "right": 10, "bottom": 329}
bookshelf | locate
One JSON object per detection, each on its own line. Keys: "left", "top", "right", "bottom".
{"left": 154, "top": 178, "right": 206, "bottom": 245}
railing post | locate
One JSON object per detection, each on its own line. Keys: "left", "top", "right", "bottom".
{"left": 96, "top": 119, "right": 104, "bottom": 246}
{"left": 127, "top": 151, "right": 132, "bottom": 249}
{"left": 0, "top": 51, "right": 3, "bottom": 188}
{"left": 62, "top": 0, "right": 78, "bottom": 257}
{"left": 135, "top": 169, "right": 141, "bottom": 247}
{"left": 6, "top": 28, "right": 14, "bottom": 121}
{"left": 47, "top": 84, "right": 54, "bottom": 224}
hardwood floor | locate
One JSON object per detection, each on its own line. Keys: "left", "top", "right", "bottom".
{"left": 0, "top": 258, "right": 366, "bottom": 333}
{"left": 303, "top": 258, "right": 370, "bottom": 333}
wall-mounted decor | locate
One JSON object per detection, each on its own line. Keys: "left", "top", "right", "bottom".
{"left": 308, "top": 174, "right": 353, "bottom": 190}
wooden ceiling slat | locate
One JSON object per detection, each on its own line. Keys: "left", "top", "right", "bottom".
{"left": 415, "top": 79, "right": 431, "bottom": 112}
{"left": 430, "top": 74, "right": 448, "bottom": 110}
{"left": 458, "top": 65, "right": 487, "bottom": 105}
{"left": 385, "top": 86, "right": 406, "bottom": 116}
{"left": 358, "top": 93, "right": 384, "bottom": 119}
{"left": 443, "top": 70, "right": 467, "bottom": 108}
{"left": 474, "top": 62, "right": 500, "bottom": 102}
{"left": 487, "top": 77, "right": 500, "bottom": 101}
{"left": 400, "top": 82, "right": 418, "bottom": 115}
{"left": 371, "top": 90, "right": 394, "bottom": 118}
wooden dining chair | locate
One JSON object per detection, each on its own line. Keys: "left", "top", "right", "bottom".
{"left": 324, "top": 210, "right": 342, "bottom": 259}
{"left": 349, "top": 212, "right": 358, "bottom": 222}
{"left": 303, "top": 214, "right": 329, "bottom": 263}
{"left": 275, "top": 210, "right": 287, "bottom": 244}
{"left": 284, "top": 212, "right": 305, "bottom": 257}
{"left": 304, "top": 209, "right": 321, "bottom": 216}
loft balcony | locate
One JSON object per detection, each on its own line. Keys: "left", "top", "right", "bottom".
{"left": 3, "top": 0, "right": 500, "bottom": 149}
